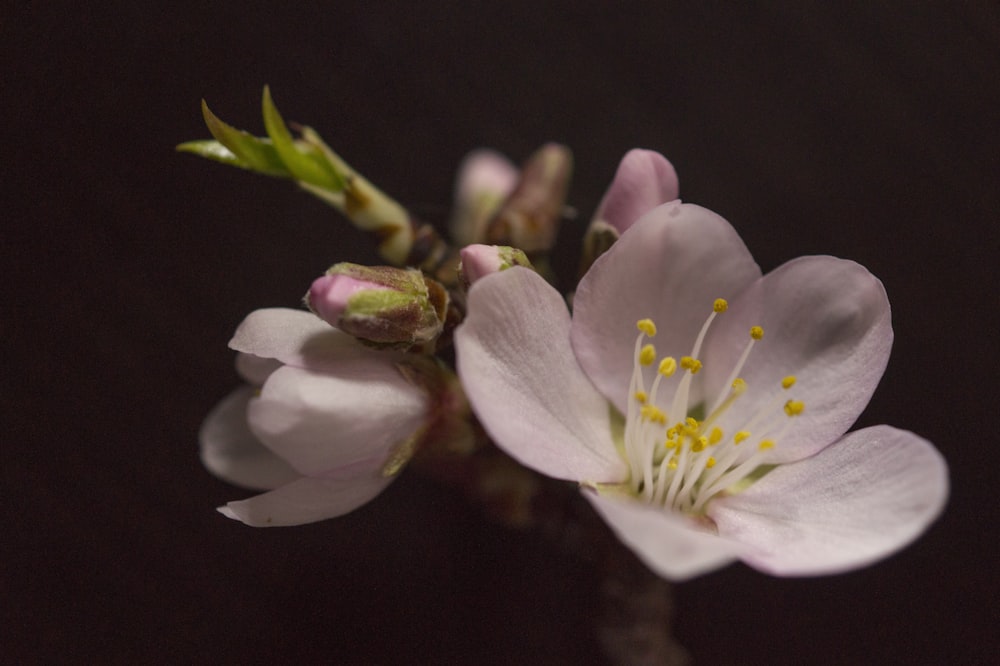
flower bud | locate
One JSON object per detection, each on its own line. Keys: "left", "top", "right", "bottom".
{"left": 458, "top": 244, "right": 533, "bottom": 287}
{"left": 449, "top": 150, "right": 519, "bottom": 246}
{"left": 591, "top": 149, "right": 679, "bottom": 235}
{"left": 306, "top": 263, "right": 446, "bottom": 347}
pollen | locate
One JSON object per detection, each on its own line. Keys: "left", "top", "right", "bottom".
{"left": 637, "top": 318, "right": 657, "bottom": 337}
{"left": 732, "top": 378, "right": 747, "bottom": 394}
{"left": 758, "top": 439, "right": 775, "bottom": 451}
{"left": 781, "top": 375, "right": 797, "bottom": 389}
{"left": 713, "top": 298, "right": 729, "bottom": 313}
{"left": 784, "top": 399, "right": 805, "bottom": 416}
{"left": 709, "top": 427, "right": 723, "bottom": 444}
{"left": 658, "top": 356, "right": 677, "bottom": 376}
{"left": 734, "top": 430, "right": 750, "bottom": 444}
{"left": 634, "top": 390, "right": 648, "bottom": 403}
{"left": 750, "top": 326, "right": 764, "bottom": 340}
{"left": 639, "top": 344, "right": 657, "bottom": 366}
{"left": 705, "top": 457, "right": 717, "bottom": 469}
{"left": 692, "top": 436, "right": 708, "bottom": 452}
{"left": 680, "top": 356, "right": 702, "bottom": 374}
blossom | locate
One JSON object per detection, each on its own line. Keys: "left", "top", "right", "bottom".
{"left": 200, "top": 308, "right": 430, "bottom": 526}
{"left": 455, "top": 200, "right": 947, "bottom": 579}
{"left": 591, "top": 148, "right": 679, "bottom": 235}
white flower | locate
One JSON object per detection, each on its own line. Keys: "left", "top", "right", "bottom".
{"left": 200, "top": 308, "right": 429, "bottom": 526}
{"left": 455, "top": 201, "right": 947, "bottom": 579}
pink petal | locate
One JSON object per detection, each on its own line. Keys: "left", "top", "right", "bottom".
{"left": 592, "top": 149, "right": 679, "bottom": 235}
{"left": 584, "top": 489, "right": 740, "bottom": 581}
{"left": 218, "top": 464, "right": 395, "bottom": 527}
{"left": 701, "top": 256, "right": 893, "bottom": 463}
{"left": 708, "top": 426, "right": 948, "bottom": 576}
{"left": 199, "top": 386, "right": 301, "bottom": 490}
{"left": 572, "top": 202, "right": 761, "bottom": 413}
{"left": 229, "top": 307, "right": 370, "bottom": 370}
{"left": 247, "top": 363, "right": 428, "bottom": 476}
{"left": 455, "top": 267, "right": 626, "bottom": 482}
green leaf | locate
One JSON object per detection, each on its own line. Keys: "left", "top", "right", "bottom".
{"left": 199, "top": 100, "right": 290, "bottom": 177}
{"left": 261, "top": 86, "right": 344, "bottom": 190}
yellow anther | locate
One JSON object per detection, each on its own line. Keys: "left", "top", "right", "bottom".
{"left": 709, "top": 427, "right": 723, "bottom": 445}
{"left": 750, "top": 326, "right": 764, "bottom": 340}
{"left": 734, "top": 430, "right": 750, "bottom": 444}
{"left": 664, "top": 437, "right": 677, "bottom": 450}
{"left": 759, "top": 439, "right": 775, "bottom": 451}
{"left": 705, "top": 457, "right": 717, "bottom": 469}
{"left": 640, "top": 405, "right": 654, "bottom": 421}
{"left": 784, "top": 400, "right": 806, "bottom": 416}
{"left": 658, "top": 356, "right": 677, "bottom": 377}
{"left": 782, "top": 375, "right": 797, "bottom": 389}
{"left": 732, "top": 378, "right": 747, "bottom": 394}
{"left": 633, "top": 390, "right": 648, "bottom": 404}
{"left": 692, "top": 436, "right": 708, "bottom": 452}
{"left": 666, "top": 425, "right": 679, "bottom": 440}
{"left": 637, "top": 319, "right": 657, "bottom": 337}
{"left": 685, "top": 417, "right": 700, "bottom": 430}
{"left": 680, "top": 356, "right": 702, "bottom": 374}
{"left": 713, "top": 298, "right": 729, "bottom": 313}
{"left": 639, "top": 344, "right": 656, "bottom": 366}
{"left": 667, "top": 457, "right": 678, "bottom": 470}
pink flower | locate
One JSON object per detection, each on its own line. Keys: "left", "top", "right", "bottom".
{"left": 200, "top": 308, "right": 430, "bottom": 526}
{"left": 455, "top": 201, "right": 947, "bottom": 579}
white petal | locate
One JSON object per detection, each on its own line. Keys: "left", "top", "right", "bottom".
{"left": 584, "top": 489, "right": 740, "bottom": 581}
{"left": 248, "top": 362, "right": 428, "bottom": 476}
{"left": 455, "top": 267, "right": 626, "bottom": 482}
{"left": 449, "top": 149, "right": 519, "bottom": 245}
{"left": 229, "top": 307, "right": 370, "bottom": 370}
{"left": 572, "top": 202, "right": 761, "bottom": 413}
{"left": 198, "top": 386, "right": 301, "bottom": 490}
{"left": 218, "top": 463, "right": 395, "bottom": 527}
{"left": 708, "top": 426, "right": 948, "bottom": 576}
{"left": 701, "top": 256, "right": 893, "bottom": 462}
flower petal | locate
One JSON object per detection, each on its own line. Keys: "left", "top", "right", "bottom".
{"left": 591, "top": 149, "right": 679, "bottom": 235}
{"left": 235, "top": 352, "right": 282, "bottom": 385}
{"left": 247, "top": 362, "right": 428, "bottom": 476}
{"left": 708, "top": 426, "right": 948, "bottom": 576}
{"left": 455, "top": 267, "right": 626, "bottom": 482}
{"left": 572, "top": 202, "right": 761, "bottom": 412}
{"left": 198, "top": 386, "right": 301, "bottom": 490}
{"left": 449, "top": 149, "right": 519, "bottom": 246}
{"left": 229, "top": 307, "right": 371, "bottom": 370}
{"left": 701, "top": 255, "right": 893, "bottom": 462}
{"left": 584, "top": 489, "right": 740, "bottom": 581}
{"left": 218, "top": 462, "right": 395, "bottom": 527}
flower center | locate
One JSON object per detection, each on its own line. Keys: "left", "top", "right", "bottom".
{"left": 621, "top": 300, "right": 804, "bottom": 514}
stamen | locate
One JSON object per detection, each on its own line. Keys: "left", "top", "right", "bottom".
{"left": 781, "top": 375, "right": 797, "bottom": 389}
{"left": 637, "top": 319, "right": 657, "bottom": 337}
{"left": 784, "top": 400, "right": 805, "bottom": 416}
{"left": 639, "top": 344, "right": 657, "bottom": 366}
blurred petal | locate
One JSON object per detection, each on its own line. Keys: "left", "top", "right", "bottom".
{"left": 235, "top": 352, "right": 282, "bottom": 385}
{"left": 584, "top": 489, "right": 740, "bottom": 581}
{"left": 218, "top": 462, "right": 394, "bottom": 527}
{"left": 229, "top": 308, "right": 371, "bottom": 370}
{"left": 709, "top": 426, "right": 948, "bottom": 576}
{"left": 456, "top": 267, "right": 626, "bottom": 482}
{"left": 592, "top": 149, "right": 679, "bottom": 234}
{"left": 701, "top": 256, "right": 893, "bottom": 462}
{"left": 248, "top": 362, "right": 428, "bottom": 476}
{"left": 199, "top": 387, "right": 301, "bottom": 490}
{"left": 573, "top": 202, "right": 761, "bottom": 413}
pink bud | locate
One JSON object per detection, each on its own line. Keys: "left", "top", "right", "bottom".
{"left": 592, "top": 149, "right": 679, "bottom": 235}
{"left": 459, "top": 244, "right": 532, "bottom": 287}
{"left": 307, "top": 274, "right": 384, "bottom": 326}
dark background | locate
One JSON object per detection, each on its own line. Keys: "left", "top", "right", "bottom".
{"left": 6, "top": 3, "right": 998, "bottom": 664}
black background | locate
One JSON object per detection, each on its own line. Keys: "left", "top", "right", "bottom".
{"left": 6, "top": 3, "right": 998, "bottom": 664}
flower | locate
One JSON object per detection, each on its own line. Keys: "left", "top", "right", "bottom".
{"left": 200, "top": 308, "right": 430, "bottom": 526}
{"left": 591, "top": 148, "right": 679, "bottom": 235}
{"left": 455, "top": 200, "right": 947, "bottom": 579}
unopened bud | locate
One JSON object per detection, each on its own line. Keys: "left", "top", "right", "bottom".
{"left": 591, "top": 149, "right": 679, "bottom": 235}
{"left": 306, "top": 263, "right": 446, "bottom": 347}
{"left": 485, "top": 143, "right": 572, "bottom": 254}
{"left": 450, "top": 150, "right": 519, "bottom": 246}
{"left": 458, "top": 244, "right": 533, "bottom": 287}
